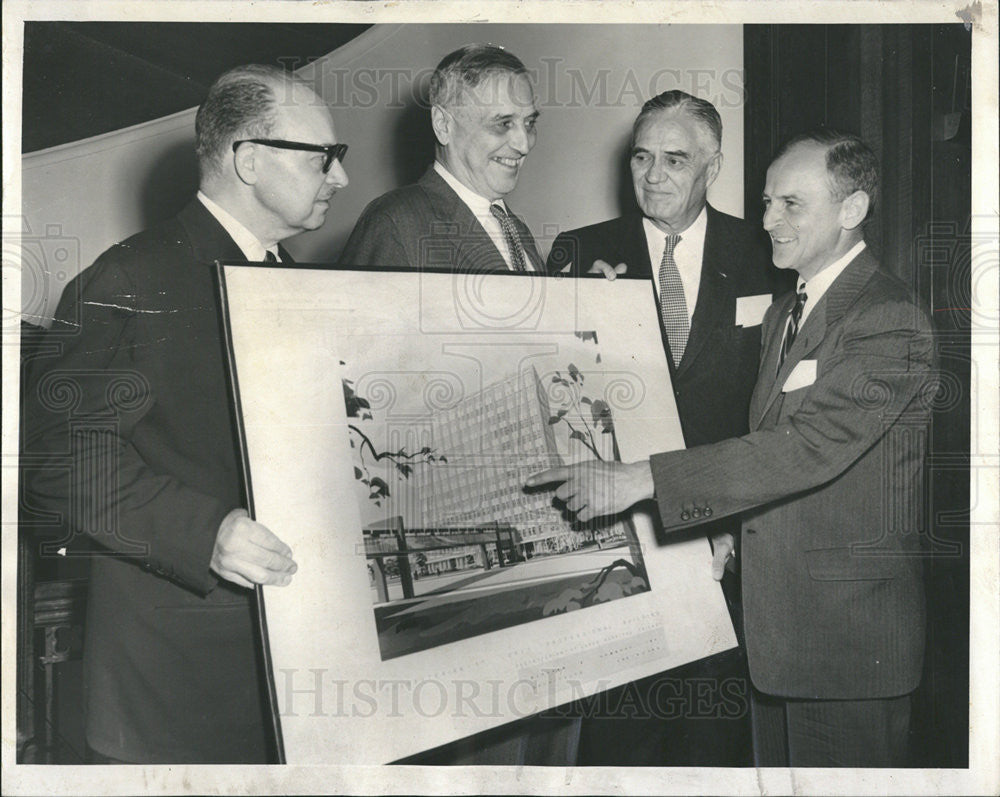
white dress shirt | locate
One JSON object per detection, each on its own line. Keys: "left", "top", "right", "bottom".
{"left": 641, "top": 205, "right": 709, "bottom": 324}
{"left": 197, "top": 191, "right": 281, "bottom": 262}
{"left": 797, "top": 240, "right": 866, "bottom": 325}
{"left": 433, "top": 161, "right": 532, "bottom": 271}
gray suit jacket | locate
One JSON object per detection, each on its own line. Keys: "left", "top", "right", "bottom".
{"left": 648, "top": 248, "right": 935, "bottom": 699}
{"left": 339, "top": 166, "right": 541, "bottom": 271}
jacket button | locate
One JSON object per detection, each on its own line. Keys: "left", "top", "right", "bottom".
{"left": 704, "top": 507, "right": 713, "bottom": 517}
{"left": 692, "top": 508, "right": 702, "bottom": 518}
{"left": 680, "top": 511, "right": 690, "bottom": 521}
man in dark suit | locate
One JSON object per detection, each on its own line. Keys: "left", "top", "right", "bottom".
{"left": 24, "top": 64, "right": 348, "bottom": 763}
{"left": 528, "top": 129, "right": 934, "bottom": 767}
{"left": 340, "top": 43, "right": 542, "bottom": 273}
{"left": 342, "top": 44, "right": 573, "bottom": 766}
{"left": 544, "top": 90, "right": 774, "bottom": 766}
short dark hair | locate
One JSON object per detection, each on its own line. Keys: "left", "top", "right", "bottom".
{"left": 195, "top": 64, "right": 299, "bottom": 177}
{"left": 429, "top": 43, "right": 530, "bottom": 109}
{"left": 632, "top": 90, "right": 723, "bottom": 151}
{"left": 776, "top": 127, "right": 879, "bottom": 217}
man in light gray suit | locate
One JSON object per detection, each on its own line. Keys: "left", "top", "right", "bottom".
{"left": 528, "top": 129, "right": 935, "bottom": 767}
{"left": 340, "top": 43, "right": 542, "bottom": 272}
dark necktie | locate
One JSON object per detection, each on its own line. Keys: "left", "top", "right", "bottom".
{"left": 657, "top": 233, "right": 687, "bottom": 367}
{"left": 489, "top": 203, "right": 527, "bottom": 272}
{"left": 264, "top": 250, "right": 278, "bottom": 263}
{"left": 778, "top": 288, "right": 808, "bottom": 371}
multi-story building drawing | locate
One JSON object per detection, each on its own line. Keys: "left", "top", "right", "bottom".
{"left": 408, "top": 366, "right": 624, "bottom": 564}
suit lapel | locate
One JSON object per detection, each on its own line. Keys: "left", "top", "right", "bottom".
{"left": 623, "top": 214, "right": 654, "bottom": 278}
{"left": 510, "top": 209, "right": 542, "bottom": 270}
{"left": 419, "top": 168, "right": 514, "bottom": 272}
{"left": 751, "top": 248, "right": 880, "bottom": 428}
{"left": 675, "top": 208, "right": 730, "bottom": 378}
{"left": 177, "top": 199, "right": 246, "bottom": 264}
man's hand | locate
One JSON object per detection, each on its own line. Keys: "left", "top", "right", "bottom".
{"left": 525, "top": 460, "right": 654, "bottom": 523}
{"left": 587, "top": 259, "right": 628, "bottom": 280}
{"left": 210, "top": 508, "right": 297, "bottom": 588}
{"left": 710, "top": 532, "right": 735, "bottom": 581}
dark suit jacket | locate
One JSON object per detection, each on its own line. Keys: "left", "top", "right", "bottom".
{"left": 24, "top": 199, "right": 280, "bottom": 762}
{"left": 648, "top": 249, "right": 934, "bottom": 698}
{"left": 340, "top": 166, "right": 542, "bottom": 271}
{"left": 546, "top": 206, "right": 775, "bottom": 450}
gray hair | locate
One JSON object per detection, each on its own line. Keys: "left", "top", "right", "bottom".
{"left": 195, "top": 64, "right": 302, "bottom": 177}
{"left": 428, "top": 43, "right": 530, "bottom": 109}
{"left": 632, "top": 90, "right": 723, "bottom": 152}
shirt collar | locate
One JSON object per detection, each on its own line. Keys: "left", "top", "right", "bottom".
{"left": 197, "top": 191, "right": 277, "bottom": 262}
{"left": 434, "top": 161, "right": 507, "bottom": 215}
{"left": 799, "top": 239, "right": 866, "bottom": 303}
{"left": 641, "top": 204, "right": 708, "bottom": 251}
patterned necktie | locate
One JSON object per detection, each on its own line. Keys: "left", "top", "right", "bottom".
{"left": 778, "top": 289, "right": 808, "bottom": 371}
{"left": 489, "top": 203, "right": 527, "bottom": 272}
{"left": 657, "top": 233, "right": 687, "bottom": 367}
{"left": 263, "top": 250, "right": 278, "bottom": 263}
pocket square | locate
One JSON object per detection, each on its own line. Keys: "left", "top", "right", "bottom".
{"left": 782, "top": 359, "right": 817, "bottom": 392}
{"left": 735, "top": 293, "right": 772, "bottom": 327}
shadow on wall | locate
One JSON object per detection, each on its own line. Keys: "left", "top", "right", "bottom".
{"left": 139, "top": 139, "right": 200, "bottom": 232}
{"left": 613, "top": 133, "right": 635, "bottom": 220}
{"left": 389, "top": 101, "right": 437, "bottom": 190}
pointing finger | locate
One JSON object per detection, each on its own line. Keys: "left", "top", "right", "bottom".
{"left": 525, "top": 467, "right": 570, "bottom": 488}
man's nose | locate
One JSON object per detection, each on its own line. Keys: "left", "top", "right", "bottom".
{"left": 762, "top": 202, "right": 779, "bottom": 230}
{"left": 326, "top": 159, "right": 349, "bottom": 188}
{"left": 645, "top": 157, "right": 667, "bottom": 184}
{"left": 507, "top": 122, "right": 533, "bottom": 155}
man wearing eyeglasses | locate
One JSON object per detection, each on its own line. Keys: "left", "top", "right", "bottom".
{"left": 24, "top": 64, "right": 347, "bottom": 764}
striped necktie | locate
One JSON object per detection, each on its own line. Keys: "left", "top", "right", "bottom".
{"left": 778, "top": 289, "right": 808, "bottom": 372}
{"left": 489, "top": 203, "right": 527, "bottom": 272}
{"left": 657, "top": 233, "right": 687, "bottom": 367}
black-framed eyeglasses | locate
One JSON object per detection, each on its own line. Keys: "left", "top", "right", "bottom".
{"left": 232, "top": 139, "right": 348, "bottom": 173}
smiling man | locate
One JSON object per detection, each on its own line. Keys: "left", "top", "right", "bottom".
{"left": 25, "top": 64, "right": 347, "bottom": 763}
{"left": 529, "top": 129, "right": 936, "bottom": 767}
{"left": 544, "top": 91, "right": 774, "bottom": 766}
{"left": 340, "top": 43, "right": 542, "bottom": 272}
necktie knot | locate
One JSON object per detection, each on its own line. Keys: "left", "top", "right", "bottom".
{"left": 263, "top": 249, "right": 278, "bottom": 263}
{"left": 792, "top": 289, "right": 808, "bottom": 321}
{"left": 663, "top": 233, "right": 681, "bottom": 258}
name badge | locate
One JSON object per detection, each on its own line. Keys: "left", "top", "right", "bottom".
{"left": 782, "top": 359, "right": 817, "bottom": 392}
{"left": 735, "top": 293, "right": 772, "bottom": 327}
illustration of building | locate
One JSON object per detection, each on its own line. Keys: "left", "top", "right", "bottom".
{"left": 410, "top": 366, "right": 611, "bottom": 562}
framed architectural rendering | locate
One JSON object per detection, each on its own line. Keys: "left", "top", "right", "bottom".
{"left": 218, "top": 265, "right": 737, "bottom": 763}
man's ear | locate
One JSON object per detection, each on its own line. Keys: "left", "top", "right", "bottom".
{"left": 233, "top": 143, "right": 260, "bottom": 186}
{"left": 840, "top": 190, "right": 870, "bottom": 230}
{"left": 430, "top": 105, "right": 452, "bottom": 146}
{"left": 704, "top": 150, "right": 723, "bottom": 190}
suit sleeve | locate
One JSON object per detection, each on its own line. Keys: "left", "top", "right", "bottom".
{"left": 339, "top": 203, "right": 411, "bottom": 268}
{"left": 544, "top": 232, "right": 578, "bottom": 275}
{"left": 23, "top": 251, "right": 229, "bottom": 595}
{"left": 649, "top": 297, "right": 936, "bottom": 530}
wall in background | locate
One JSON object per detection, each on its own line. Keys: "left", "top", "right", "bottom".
{"left": 20, "top": 23, "right": 743, "bottom": 324}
